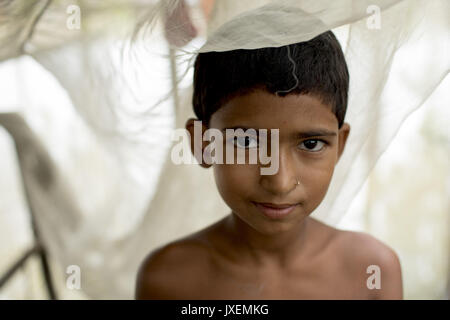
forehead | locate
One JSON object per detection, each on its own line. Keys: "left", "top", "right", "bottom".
{"left": 209, "top": 89, "right": 338, "bottom": 131}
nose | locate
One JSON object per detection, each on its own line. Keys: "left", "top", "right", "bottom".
{"left": 259, "top": 146, "right": 299, "bottom": 196}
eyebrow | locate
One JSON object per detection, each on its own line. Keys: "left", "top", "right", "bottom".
{"left": 221, "top": 126, "right": 337, "bottom": 138}
{"left": 296, "top": 129, "right": 337, "bottom": 138}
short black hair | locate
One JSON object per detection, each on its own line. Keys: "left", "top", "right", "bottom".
{"left": 192, "top": 30, "right": 349, "bottom": 128}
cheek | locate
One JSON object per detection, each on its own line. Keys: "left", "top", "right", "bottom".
{"left": 302, "top": 158, "right": 336, "bottom": 206}
{"left": 213, "top": 164, "right": 257, "bottom": 205}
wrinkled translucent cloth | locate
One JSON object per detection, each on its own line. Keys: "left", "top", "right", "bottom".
{"left": 0, "top": 0, "right": 448, "bottom": 298}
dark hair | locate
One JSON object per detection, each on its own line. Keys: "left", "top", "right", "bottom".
{"left": 192, "top": 30, "right": 349, "bottom": 128}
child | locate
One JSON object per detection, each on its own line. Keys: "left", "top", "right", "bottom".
{"left": 135, "top": 31, "right": 403, "bottom": 299}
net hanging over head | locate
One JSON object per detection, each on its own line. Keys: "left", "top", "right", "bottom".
{"left": 132, "top": 0, "right": 448, "bottom": 225}
{"left": 1, "top": 0, "right": 448, "bottom": 299}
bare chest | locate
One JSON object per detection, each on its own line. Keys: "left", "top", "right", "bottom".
{"left": 176, "top": 257, "right": 369, "bottom": 299}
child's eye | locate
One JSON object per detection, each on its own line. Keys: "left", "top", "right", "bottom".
{"left": 298, "top": 139, "right": 327, "bottom": 152}
{"left": 232, "top": 136, "right": 258, "bottom": 149}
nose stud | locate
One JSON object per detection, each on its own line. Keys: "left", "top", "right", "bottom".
{"left": 295, "top": 179, "right": 300, "bottom": 187}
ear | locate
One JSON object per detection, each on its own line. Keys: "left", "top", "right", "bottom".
{"left": 185, "top": 118, "right": 212, "bottom": 168}
{"left": 336, "top": 122, "right": 350, "bottom": 164}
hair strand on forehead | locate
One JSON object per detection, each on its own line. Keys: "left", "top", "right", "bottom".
{"left": 275, "top": 45, "right": 300, "bottom": 96}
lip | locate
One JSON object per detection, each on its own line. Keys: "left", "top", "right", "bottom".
{"left": 252, "top": 201, "right": 299, "bottom": 219}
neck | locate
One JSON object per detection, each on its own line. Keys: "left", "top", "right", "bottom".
{"left": 224, "top": 212, "right": 311, "bottom": 268}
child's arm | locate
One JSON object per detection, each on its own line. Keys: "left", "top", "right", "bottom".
{"left": 135, "top": 244, "right": 186, "bottom": 299}
{"left": 135, "top": 241, "right": 206, "bottom": 299}
{"left": 341, "top": 231, "right": 403, "bottom": 300}
{"left": 372, "top": 244, "right": 403, "bottom": 300}
{"left": 135, "top": 248, "right": 170, "bottom": 299}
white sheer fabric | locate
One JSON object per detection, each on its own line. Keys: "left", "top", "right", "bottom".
{"left": 0, "top": 0, "right": 448, "bottom": 298}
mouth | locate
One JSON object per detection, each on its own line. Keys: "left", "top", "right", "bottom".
{"left": 251, "top": 201, "right": 299, "bottom": 219}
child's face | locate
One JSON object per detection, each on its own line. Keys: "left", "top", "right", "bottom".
{"left": 188, "top": 89, "right": 350, "bottom": 235}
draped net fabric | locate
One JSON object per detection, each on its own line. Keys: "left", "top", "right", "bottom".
{"left": 0, "top": 0, "right": 448, "bottom": 298}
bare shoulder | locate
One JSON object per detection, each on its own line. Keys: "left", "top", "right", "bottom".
{"left": 135, "top": 236, "right": 213, "bottom": 299}
{"left": 333, "top": 229, "right": 403, "bottom": 299}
